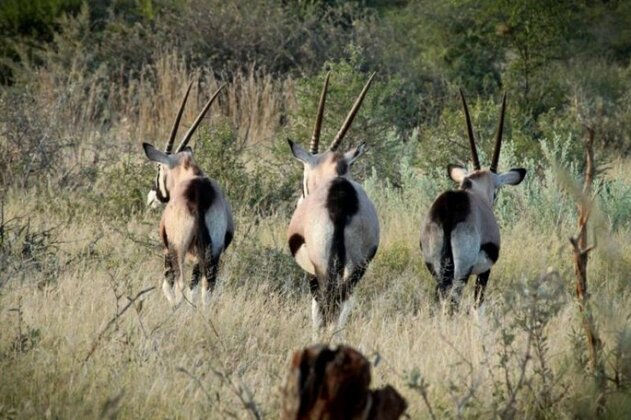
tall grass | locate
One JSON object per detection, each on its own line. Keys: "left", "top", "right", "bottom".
{"left": 1, "top": 42, "right": 631, "bottom": 419}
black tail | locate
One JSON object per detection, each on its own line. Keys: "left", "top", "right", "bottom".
{"left": 195, "top": 211, "right": 213, "bottom": 281}
{"left": 324, "top": 178, "right": 359, "bottom": 317}
{"left": 184, "top": 178, "right": 216, "bottom": 286}
{"left": 427, "top": 190, "right": 470, "bottom": 300}
{"left": 437, "top": 226, "right": 454, "bottom": 299}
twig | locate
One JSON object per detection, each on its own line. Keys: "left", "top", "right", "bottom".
{"left": 499, "top": 334, "right": 532, "bottom": 420}
{"left": 568, "top": 127, "right": 606, "bottom": 412}
{"left": 176, "top": 366, "right": 214, "bottom": 407}
{"left": 83, "top": 286, "right": 156, "bottom": 363}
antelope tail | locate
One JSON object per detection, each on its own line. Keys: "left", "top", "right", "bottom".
{"left": 325, "top": 178, "right": 359, "bottom": 308}
{"left": 195, "top": 208, "right": 212, "bottom": 282}
{"left": 439, "top": 225, "right": 454, "bottom": 286}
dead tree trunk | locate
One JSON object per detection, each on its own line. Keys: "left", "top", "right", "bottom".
{"left": 281, "top": 344, "right": 407, "bottom": 420}
{"left": 569, "top": 127, "right": 606, "bottom": 411}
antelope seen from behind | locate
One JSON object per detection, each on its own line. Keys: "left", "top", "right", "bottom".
{"left": 420, "top": 90, "right": 526, "bottom": 310}
{"left": 287, "top": 73, "right": 379, "bottom": 331}
{"left": 143, "top": 82, "right": 234, "bottom": 306}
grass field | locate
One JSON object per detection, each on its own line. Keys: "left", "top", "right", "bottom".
{"left": 0, "top": 40, "right": 630, "bottom": 418}
{"left": 1, "top": 140, "right": 630, "bottom": 418}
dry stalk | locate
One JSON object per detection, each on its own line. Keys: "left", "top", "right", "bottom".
{"left": 83, "top": 286, "right": 156, "bottom": 363}
{"left": 568, "top": 127, "right": 606, "bottom": 411}
{"left": 183, "top": 298, "right": 263, "bottom": 420}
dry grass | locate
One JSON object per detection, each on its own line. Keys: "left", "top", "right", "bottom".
{"left": 1, "top": 178, "right": 630, "bottom": 419}
{"left": 1, "top": 51, "right": 630, "bottom": 419}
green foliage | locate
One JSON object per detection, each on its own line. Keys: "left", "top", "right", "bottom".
{"left": 0, "top": 214, "right": 61, "bottom": 289}
{"left": 94, "top": 158, "right": 153, "bottom": 220}
{"left": 226, "top": 241, "right": 306, "bottom": 298}
{"left": 194, "top": 122, "right": 296, "bottom": 217}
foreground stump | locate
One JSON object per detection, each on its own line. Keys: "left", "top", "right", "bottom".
{"left": 281, "top": 344, "right": 407, "bottom": 420}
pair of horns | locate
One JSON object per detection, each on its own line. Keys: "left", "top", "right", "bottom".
{"left": 164, "top": 81, "right": 225, "bottom": 154}
{"left": 459, "top": 89, "right": 506, "bottom": 173}
{"left": 309, "top": 72, "right": 376, "bottom": 154}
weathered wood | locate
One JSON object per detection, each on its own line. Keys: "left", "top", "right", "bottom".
{"left": 568, "top": 127, "right": 606, "bottom": 410}
{"left": 281, "top": 344, "right": 407, "bottom": 420}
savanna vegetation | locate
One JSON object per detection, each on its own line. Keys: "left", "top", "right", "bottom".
{"left": 1, "top": 0, "right": 631, "bottom": 418}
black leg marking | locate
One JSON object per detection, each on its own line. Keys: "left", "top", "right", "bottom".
{"left": 435, "top": 280, "right": 451, "bottom": 303}
{"left": 474, "top": 270, "right": 491, "bottom": 307}
{"left": 425, "top": 262, "right": 436, "bottom": 277}
{"left": 224, "top": 230, "right": 234, "bottom": 251}
{"left": 203, "top": 256, "right": 220, "bottom": 293}
{"left": 339, "top": 263, "right": 368, "bottom": 303}
{"left": 307, "top": 274, "right": 319, "bottom": 300}
{"left": 191, "top": 264, "right": 201, "bottom": 289}
{"left": 164, "top": 247, "right": 178, "bottom": 288}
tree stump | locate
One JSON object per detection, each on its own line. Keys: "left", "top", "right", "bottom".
{"left": 281, "top": 344, "right": 407, "bottom": 420}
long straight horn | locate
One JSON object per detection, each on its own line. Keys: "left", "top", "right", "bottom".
{"left": 459, "top": 88, "right": 480, "bottom": 170}
{"left": 165, "top": 81, "right": 193, "bottom": 153}
{"left": 490, "top": 93, "right": 507, "bottom": 173}
{"left": 309, "top": 72, "right": 330, "bottom": 154}
{"left": 329, "top": 72, "right": 376, "bottom": 151}
{"left": 175, "top": 84, "right": 226, "bottom": 153}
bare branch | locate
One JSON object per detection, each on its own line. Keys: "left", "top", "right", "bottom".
{"left": 83, "top": 286, "right": 156, "bottom": 363}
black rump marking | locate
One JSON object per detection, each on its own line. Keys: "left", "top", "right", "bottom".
{"left": 428, "top": 190, "right": 470, "bottom": 232}
{"left": 428, "top": 190, "right": 469, "bottom": 304}
{"left": 184, "top": 177, "right": 216, "bottom": 215}
{"left": 326, "top": 177, "right": 359, "bottom": 225}
{"left": 481, "top": 242, "right": 499, "bottom": 263}
{"left": 325, "top": 177, "right": 359, "bottom": 281}
{"left": 288, "top": 234, "right": 305, "bottom": 257}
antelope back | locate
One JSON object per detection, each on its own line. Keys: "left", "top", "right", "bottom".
{"left": 288, "top": 140, "right": 366, "bottom": 199}
{"left": 288, "top": 176, "right": 378, "bottom": 277}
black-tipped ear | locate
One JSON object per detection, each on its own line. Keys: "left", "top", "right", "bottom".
{"left": 288, "top": 139, "right": 315, "bottom": 165}
{"left": 343, "top": 142, "right": 367, "bottom": 165}
{"left": 143, "top": 142, "right": 171, "bottom": 166}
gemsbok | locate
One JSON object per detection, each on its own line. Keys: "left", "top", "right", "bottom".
{"left": 420, "top": 90, "right": 526, "bottom": 310}
{"left": 287, "top": 73, "right": 379, "bottom": 331}
{"left": 143, "top": 82, "right": 234, "bottom": 306}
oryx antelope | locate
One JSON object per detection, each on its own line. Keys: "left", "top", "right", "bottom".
{"left": 287, "top": 73, "right": 379, "bottom": 330}
{"left": 420, "top": 90, "right": 526, "bottom": 309}
{"left": 143, "top": 82, "right": 234, "bottom": 306}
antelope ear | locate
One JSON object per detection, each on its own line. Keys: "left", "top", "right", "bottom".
{"left": 496, "top": 168, "right": 527, "bottom": 186}
{"left": 448, "top": 164, "right": 468, "bottom": 183}
{"left": 178, "top": 146, "right": 193, "bottom": 155}
{"left": 143, "top": 143, "right": 172, "bottom": 167}
{"left": 343, "top": 142, "right": 366, "bottom": 165}
{"left": 288, "top": 139, "right": 317, "bottom": 166}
